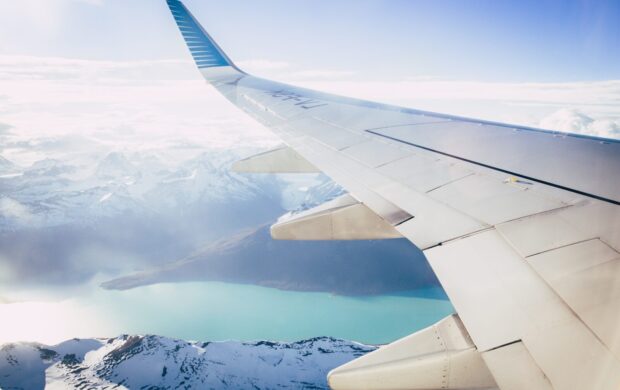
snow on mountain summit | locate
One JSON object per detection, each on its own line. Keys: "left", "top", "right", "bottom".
{"left": 0, "top": 155, "right": 18, "bottom": 172}
{"left": 95, "top": 152, "right": 140, "bottom": 180}
{"left": 0, "top": 335, "right": 375, "bottom": 390}
{"left": 0, "top": 147, "right": 339, "bottom": 234}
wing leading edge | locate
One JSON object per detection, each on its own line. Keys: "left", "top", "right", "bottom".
{"left": 164, "top": 2, "right": 620, "bottom": 389}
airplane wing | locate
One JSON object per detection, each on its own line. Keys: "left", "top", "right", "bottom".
{"left": 165, "top": 1, "right": 620, "bottom": 389}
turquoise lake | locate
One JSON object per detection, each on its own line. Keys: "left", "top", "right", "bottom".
{"left": 1, "top": 282, "right": 454, "bottom": 345}
{"left": 88, "top": 282, "right": 454, "bottom": 344}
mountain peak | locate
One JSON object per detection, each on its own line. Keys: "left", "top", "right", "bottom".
{"left": 95, "top": 152, "right": 139, "bottom": 179}
{"left": 0, "top": 334, "right": 375, "bottom": 389}
{"left": 0, "top": 155, "right": 16, "bottom": 171}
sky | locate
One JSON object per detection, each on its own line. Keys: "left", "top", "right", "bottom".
{"left": 0, "top": 0, "right": 619, "bottom": 82}
{"left": 0, "top": 0, "right": 619, "bottom": 344}
{"left": 0, "top": 0, "right": 617, "bottom": 148}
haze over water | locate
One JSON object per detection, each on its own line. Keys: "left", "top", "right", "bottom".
{"left": 0, "top": 282, "right": 453, "bottom": 345}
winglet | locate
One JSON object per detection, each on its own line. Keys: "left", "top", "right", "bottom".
{"left": 166, "top": 0, "right": 244, "bottom": 78}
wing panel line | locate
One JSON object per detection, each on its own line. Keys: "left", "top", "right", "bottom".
{"left": 367, "top": 129, "right": 620, "bottom": 206}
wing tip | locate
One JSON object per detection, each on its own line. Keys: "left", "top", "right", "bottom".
{"left": 166, "top": 0, "right": 242, "bottom": 73}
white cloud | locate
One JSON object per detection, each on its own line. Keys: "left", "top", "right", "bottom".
{"left": 237, "top": 59, "right": 291, "bottom": 72}
{"left": 230, "top": 59, "right": 620, "bottom": 135}
{"left": 0, "top": 256, "right": 17, "bottom": 285}
{"left": 73, "top": 0, "right": 103, "bottom": 4}
{"left": 0, "top": 1, "right": 63, "bottom": 34}
{"left": 539, "top": 108, "right": 620, "bottom": 139}
{"left": 0, "top": 122, "right": 13, "bottom": 135}
{"left": 0, "top": 197, "right": 37, "bottom": 225}
{"left": 237, "top": 59, "right": 356, "bottom": 81}
{"left": 292, "top": 79, "right": 620, "bottom": 110}
{"left": 0, "top": 55, "right": 279, "bottom": 166}
{"left": 290, "top": 69, "right": 356, "bottom": 80}
{"left": 0, "top": 54, "right": 618, "bottom": 170}
{"left": 0, "top": 55, "right": 194, "bottom": 81}
{"left": 0, "top": 0, "right": 102, "bottom": 39}
{"left": 283, "top": 78, "right": 620, "bottom": 136}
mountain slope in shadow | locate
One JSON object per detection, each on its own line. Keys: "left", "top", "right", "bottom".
{"left": 102, "top": 225, "right": 442, "bottom": 296}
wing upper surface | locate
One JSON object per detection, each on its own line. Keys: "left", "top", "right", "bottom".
{"left": 236, "top": 77, "right": 620, "bottom": 389}
{"left": 217, "top": 72, "right": 620, "bottom": 390}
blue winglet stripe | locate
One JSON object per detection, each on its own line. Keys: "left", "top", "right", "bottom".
{"left": 166, "top": 0, "right": 232, "bottom": 69}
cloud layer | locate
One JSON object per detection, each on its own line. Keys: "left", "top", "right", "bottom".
{"left": 0, "top": 54, "right": 617, "bottom": 173}
{"left": 539, "top": 108, "right": 620, "bottom": 138}
{"left": 224, "top": 58, "right": 620, "bottom": 138}
{"left": 0, "top": 55, "right": 279, "bottom": 167}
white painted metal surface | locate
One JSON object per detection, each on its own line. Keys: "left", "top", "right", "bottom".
{"left": 232, "top": 145, "right": 319, "bottom": 173}
{"left": 342, "top": 140, "right": 413, "bottom": 168}
{"left": 373, "top": 121, "right": 620, "bottom": 204}
{"left": 377, "top": 153, "right": 474, "bottom": 193}
{"left": 384, "top": 181, "right": 488, "bottom": 249}
{"left": 328, "top": 315, "right": 497, "bottom": 390}
{"left": 426, "top": 230, "right": 620, "bottom": 389}
{"left": 482, "top": 342, "right": 553, "bottom": 390}
{"left": 428, "top": 173, "right": 566, "bottom": 225}
{"left": 425, "top": 230, "right": 543, "bottom": 350}
{"left": 496, "top": 208, "right": 593, "bottom": 257}
{"left": 528, "top": 239, "right": 620, "bottom": 360}
{"left": 558, "top": 200, "right": 620, "bottom": 252}
{"left": 270, "top": 194, "right": 405, "bottom": 240}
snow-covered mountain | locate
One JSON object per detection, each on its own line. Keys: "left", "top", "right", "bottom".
{"left": 144, "top": 150, "right": 280, "bottom": 208}
{"left": 0, "top": 147, "right": 348, "bottom": 287}
{"left": 0, "top": 155, "right": 19, "bottom": 176}
{"left": 95, "top": 152, "right": 141, "bottom": 180}
{"left": 0, "top": 335, "right": 375, "bottom": 390}
{"left": 0, "top": 146, "right": 442, "bottom": 296}
{"left": 0, "top": 149, "right": 330, "bottom": 231}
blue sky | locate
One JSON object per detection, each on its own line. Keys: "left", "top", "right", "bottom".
{"left": 0, "top": 0, "right": 618, "bottom": 82}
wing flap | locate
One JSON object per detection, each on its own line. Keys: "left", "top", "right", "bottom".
{"left": 231, "top": 145, "right": 319, "bottom": 173}
{"left": 496, "top": 203, "right": 598, "bottom": 258}
{"left": 328, "top": 315, "right": 497, "bottom": 390}
{"left": 425, "top": 229, "right": 620, "bottom": 389}
{"left": 271, "top": 194, "right": 405, "bottom": 240}
{"left": 482, "top": 342, "right": 553, "bottom": 390}
{"left": 528, "top": 238, "right": 620, "bottom": 360}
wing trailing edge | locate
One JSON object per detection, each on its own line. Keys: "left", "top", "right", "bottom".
{"left": 271, "top": 194, "right": 406, "bottom": 240}
{"left": 232, "top": 146, "right": 320, "bottom": 174}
